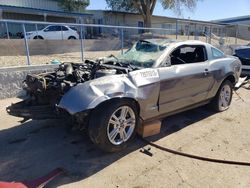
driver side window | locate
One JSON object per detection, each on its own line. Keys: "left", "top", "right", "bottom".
{"left": 170, "top": 45, "right": 207, "bottom": 65}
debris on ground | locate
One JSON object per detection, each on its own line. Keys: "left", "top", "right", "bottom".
{"left": 235, "top": 76, "right": 248, "bottom": 89}
{"left": 140, "top": 146, "right": 153, "bottom": 157}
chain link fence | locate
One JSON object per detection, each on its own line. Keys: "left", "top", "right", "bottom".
{"left": 0, "top": 19, "right": 249, "bottom": 67}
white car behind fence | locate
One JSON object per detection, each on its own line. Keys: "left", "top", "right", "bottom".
{"left": 25, "top": 25, "right": 79, "bottom": 40}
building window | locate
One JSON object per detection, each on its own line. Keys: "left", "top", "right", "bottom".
{"left": 138, "top": 21, "right": 144, "bottom": 34}
{"left": 162, "top": 24, "right": 172, "bottom": 29}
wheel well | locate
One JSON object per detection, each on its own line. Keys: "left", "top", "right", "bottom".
{"left": 224, "top": 75, "right": 236, "bottom": 84}
{"left": 68, "top": 36, "right": 76, "bottom": 39}
{"left": 75, "top": 97, "right": 140, "bottom": 130}
{"left": 95, "top": 97, "right": 140, "bottom": 114}
{"left": 34, "top": 35, "right": 43, "bottom": 39}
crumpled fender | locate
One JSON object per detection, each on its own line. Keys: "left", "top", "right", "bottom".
{"left": 58, "top": 69, "right": 161, "bottom": 119}
{"left": 58, "top": 74, "right": 137, "bottom": 115}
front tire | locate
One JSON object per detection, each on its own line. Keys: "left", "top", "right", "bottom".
{"left": 88, "top": 99, "right": 139, "bottom": 152}
{"left": 211, "top": 80, "right": 233, "bottom": 112}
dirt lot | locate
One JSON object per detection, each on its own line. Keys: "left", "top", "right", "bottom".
{"left": 0, "top": 86, "right": 250, "bottom": 187}
{"left": 0, "top": 51, "right": 121, "bottom": 67}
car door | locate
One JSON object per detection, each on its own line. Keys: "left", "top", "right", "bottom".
{"left": 61, "top": 26, "right": 70, "bottom": 40}
{"left": 158, "top": 45, "right": 214, "bottom": 115}
{"left": 43, "top": 26, "right": 62, "bottom": 40}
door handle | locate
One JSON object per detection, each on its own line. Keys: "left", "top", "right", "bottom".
{"left": 204, "top": 69, "right": 209, "bottom": 76}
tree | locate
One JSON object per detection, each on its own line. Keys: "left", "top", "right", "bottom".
{"left": 106, "top": 0, "right": 200, "bottom": 28}
{"left": 58, "top": 0, "right": 89, "bottom": 12}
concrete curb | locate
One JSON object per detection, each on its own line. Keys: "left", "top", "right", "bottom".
{"left": 0, "top": 64, "right": 59, "bottom": 99}
{"left": 0, "top": 39, "right": 121, "bottom": 56}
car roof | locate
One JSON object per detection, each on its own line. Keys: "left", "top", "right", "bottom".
{"left": 173, "top": 40, "right": 208, "bottom": 46}
{"left": 46, "top": 25, "right": 69, "bottom": 27}
{"left": 143, "top": 39, "right": 208, "bottom": 47}
{"left": 142, "top": 39, "right": 175, "bottom": 46}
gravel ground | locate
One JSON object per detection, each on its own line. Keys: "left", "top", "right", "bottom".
{"left": 0, "top": 85, "right": 250, "bottom": 187}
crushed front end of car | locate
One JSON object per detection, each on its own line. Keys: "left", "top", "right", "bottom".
{"left": 6, "top": 57, "right": 138, "bottom": 125}
{"left": 6, "top": 61, "right": 99, "bottom": 122}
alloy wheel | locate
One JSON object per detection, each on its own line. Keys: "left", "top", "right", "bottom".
{"left": 107, "top": 106, "right": 136, "bottom": 145}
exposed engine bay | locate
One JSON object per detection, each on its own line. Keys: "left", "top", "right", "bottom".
{"left": 6, "top": 58, "right": 134, "bottom": 121}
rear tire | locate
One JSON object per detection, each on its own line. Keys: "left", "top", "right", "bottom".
{"left": 211, "top": 80, "right": 233, "bottom": 112}
{"left": 68, "top": 36, "right": 76, "bottom": 40}
{"left": 88, "top": 99, "right": 139, "bottom": 152}
{"left": 33, "top": 36, "right": 43, "bottom": 39}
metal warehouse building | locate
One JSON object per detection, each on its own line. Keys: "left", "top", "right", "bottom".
{"left": 0, "top": 0, "right": 92, "bottom": 38}
{"left": 216, "top": 15, "right": 250, "bottom": 40}
{"left": 0, "top": 0, "right": 92, "bottom": 22}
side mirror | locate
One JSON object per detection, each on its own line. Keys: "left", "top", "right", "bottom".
{"left": 161, "top": 56, "right": 171, "bottom": 67}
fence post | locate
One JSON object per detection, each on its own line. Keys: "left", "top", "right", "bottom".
{"left": 80, "top": 25, "right": 84, "bottom": 62}
{"left": 225, "top": 26, "right": 228, "bottom": 45}
{"left": 5, "top": 22, "right": 9, "bottom": 39}
{"left": 204, "top": 26, "right": 208, "bottom": 43}
{"left": 176, "top": 20, "right": 178, "bottom": 40}
{"left": 194, "top": 23, "right": 197, "bottom": 40}
{"left": 22, "top": 23, "right": 31, "bottom": 65}
{"left": 209, "top": 25, "right": 212, "bottom": 44}
{"left": 235, "top": 24, "right": 238, "bottom": 45}
{"left": 121, "top": 28, "right": 124, "bottom": 54}
{"left": 35, "top": 24, "right": 38, "bottom": 38}
{"left": 61, "top": 26, "right": 63, "bottom": 40}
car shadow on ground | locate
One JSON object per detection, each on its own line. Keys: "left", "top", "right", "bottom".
{"left": 0, "top": 105, "right": 216, "bottom": 187}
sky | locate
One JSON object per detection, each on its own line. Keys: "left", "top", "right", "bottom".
{"left": 87, "top": 0, "right": 250, "bottom": 21}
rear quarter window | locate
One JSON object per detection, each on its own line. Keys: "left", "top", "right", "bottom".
{"left": 69, "top": 27, "right": 78, "bottom": 31}
{"left": 211, "top": 47, "right": 225, "bottom": 59}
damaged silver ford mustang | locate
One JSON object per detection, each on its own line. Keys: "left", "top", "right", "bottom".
{"left": 7, "top": 39, "right": 242, "bottom": 152}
